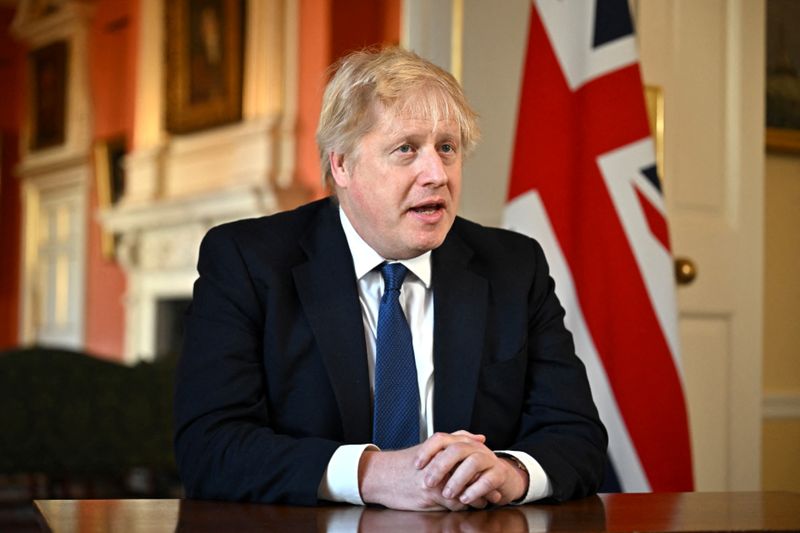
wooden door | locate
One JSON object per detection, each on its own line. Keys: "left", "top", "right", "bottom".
{"left": 635, "top": 0, "right": 765, "bottom": 490}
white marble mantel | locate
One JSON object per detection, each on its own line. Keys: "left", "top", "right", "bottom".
{"left": 101, "top": 184, "right": 276, "bottom": 363}
{"left": 101, "top": 118, "right": 281, "bottom": 363}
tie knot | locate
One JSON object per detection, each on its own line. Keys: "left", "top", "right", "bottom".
{"left": 380, "top": 262, "right": 408, "bottom": 292}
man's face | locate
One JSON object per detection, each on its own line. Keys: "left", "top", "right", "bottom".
{"left": 331, "top": 105, "right": 462, "bottom": 260}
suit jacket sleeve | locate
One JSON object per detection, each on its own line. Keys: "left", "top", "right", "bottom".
{"left": 173, "top": 223, "right": 340, "bottom": 505}
{"left": 432, "top": 221, "right": 607, "bottom": 501}
{"left": 514, "top": 239, "right": 607, "bottom": 500}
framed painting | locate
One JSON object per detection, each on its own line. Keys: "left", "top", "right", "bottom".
{"left": 29, "top": 40, "right": 68, "bottom": 150}
{"left": 766, "top": 0, "right": 800, "bottom": 153}
{"left": 165, "top": 0, "right": 245, "bottom": 134}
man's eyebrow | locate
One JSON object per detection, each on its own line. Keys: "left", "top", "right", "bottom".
{"left": 385, "top": 130, "right": 426, "bottom": 144}
{"left": 435, "top": 130, "right": 460, "bottom": 145}
{"left": 382, "top": 123, "right": 460, "bottom": 145}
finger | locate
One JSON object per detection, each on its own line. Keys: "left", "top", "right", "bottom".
{"left": 439, "top": 449, "right": 496, "bottom": 497}
{"left": 459, "top": 472, "right": 510, "bottom": 507}
{"left": 486, "top": 489, "right": 503, "bottom": 504}
{"left": 449, "top": 455, "right": 513, "bottom": 505}
{"left": 467, "top": 496, "right": 490, "bottom": 509}
{"left": 413, "top": 432, "right": 452, "bottom": 469}
{"left": 437, "top": 493, "right": 470, "bottom": 512}
{"left": 414, "top": 432, "right": 484, "bottom": 469}
{"left": 423, "top": 441, "right": 485, "bottom": 489}
{"left": 451, "top": 430, "right": 486, "bottom": 443}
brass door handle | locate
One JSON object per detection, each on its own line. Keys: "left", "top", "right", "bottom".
{"left": 674, "top": 257, "right": 697, "bottom": 285}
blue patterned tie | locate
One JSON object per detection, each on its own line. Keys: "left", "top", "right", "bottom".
{"left": 372, "top": 262, "right": 420, "bottom": 450}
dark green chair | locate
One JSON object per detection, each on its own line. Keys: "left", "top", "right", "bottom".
{"left": 0, "top": 346, "right": 179, "bottom": 500}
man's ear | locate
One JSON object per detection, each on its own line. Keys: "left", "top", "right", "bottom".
{"left": 329, "top": 152, "right": 349, "bottom": 188}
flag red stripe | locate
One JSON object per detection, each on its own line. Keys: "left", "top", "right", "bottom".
{"left": 635, "top": 188, "right": 671, "bottom": 251}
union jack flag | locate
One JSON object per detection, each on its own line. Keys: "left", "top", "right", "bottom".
{"left": 504, "top": 0, "right": 693, "bottom": 491}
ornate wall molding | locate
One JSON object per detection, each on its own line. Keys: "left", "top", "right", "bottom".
{"left": 12, "top": 0, "right": 93, "bottom": 349}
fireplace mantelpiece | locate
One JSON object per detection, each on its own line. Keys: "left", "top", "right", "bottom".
{"left": 102, "top": 121, "right": 280, "bottom": 363}
{"left": 99, "top": 0, "right": 297, "bottom": 363}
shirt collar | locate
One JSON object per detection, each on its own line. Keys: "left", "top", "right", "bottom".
{"left": 339, "top": 206, "right": 432, "bottom": 288}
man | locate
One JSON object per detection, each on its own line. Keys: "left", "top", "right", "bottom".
{"left": 174, "top": 47, "right": 606, "bottom": 511}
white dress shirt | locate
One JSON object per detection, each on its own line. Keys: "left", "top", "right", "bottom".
{"left": 317, "top": 208, "right": 552, "bottom": 504}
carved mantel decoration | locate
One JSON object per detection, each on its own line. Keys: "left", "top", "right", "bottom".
{"left": 99, "top": 0, "right": 298, "bottom": 362}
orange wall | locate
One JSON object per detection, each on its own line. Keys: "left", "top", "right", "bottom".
{"left": 296, "top": 0, "right": 332, "bottom": 198}
{"left": 295, "top": 0, "right": 401, "bottom": 198}
{"left": 84, "top": 0, "right": 139, "bottom": 360}
{"left": 0, "top": 7, "right": 25, "bottom": 350}
{"left": 331, "top": 0, "right": 400, "bottom": 58}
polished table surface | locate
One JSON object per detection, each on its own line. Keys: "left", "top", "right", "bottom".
{"left": 27, "top": 492, "right": 800, "bottom": 532}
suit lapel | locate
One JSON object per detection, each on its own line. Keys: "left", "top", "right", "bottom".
{"left": 292, "top": 202, "right": 372, "bottom": 443}
{"left": 431, "top": 225, "right": 488, "bottom": 433}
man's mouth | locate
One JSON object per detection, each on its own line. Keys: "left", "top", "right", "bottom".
{"left": 410, "top": 201, "right": 445, "bottom": 215}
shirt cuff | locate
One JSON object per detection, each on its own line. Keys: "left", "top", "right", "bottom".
{"left": 495, "top": 449, "right": 553, "bottom": 503}
{"left": 317, "top": 444, "right": 378, "bottom": 505}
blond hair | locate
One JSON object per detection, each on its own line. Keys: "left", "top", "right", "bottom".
{"left": 316, "top": 47, "right": 480, "bottom": 185}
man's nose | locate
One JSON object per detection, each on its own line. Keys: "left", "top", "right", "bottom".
{"left": 416, "top": 149, "right": 448, "bottom": 186}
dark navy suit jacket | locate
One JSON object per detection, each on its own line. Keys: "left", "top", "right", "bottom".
{"left": 174, "top": 198, "right": 607, "bottom": 505}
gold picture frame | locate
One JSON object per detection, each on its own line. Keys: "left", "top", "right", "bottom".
{"left": 766, "top": 128, "right": 800, "bottom": 153}
{"left": 94, "top": 137, "right": 126, "bottom": 260}
{"left": 165, "top": 0, "right": 245, "bottom": 134}
{"left": 644, "top": 84, "right": 665, "bottom": 181}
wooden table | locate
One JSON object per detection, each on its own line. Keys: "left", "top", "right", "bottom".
{"left": 26, "top": 492, "right": 800, "bottom": 532}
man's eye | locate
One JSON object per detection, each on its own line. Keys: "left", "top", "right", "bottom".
{"left": 397, "top": 144, "right": 413, "bottom": 153}
{"left": 440, "top": 143, "right": 456, "bottom": 154}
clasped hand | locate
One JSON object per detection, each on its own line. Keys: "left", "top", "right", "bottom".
{"left": 358, "top": 431, "right": 528, "bottom": 511}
